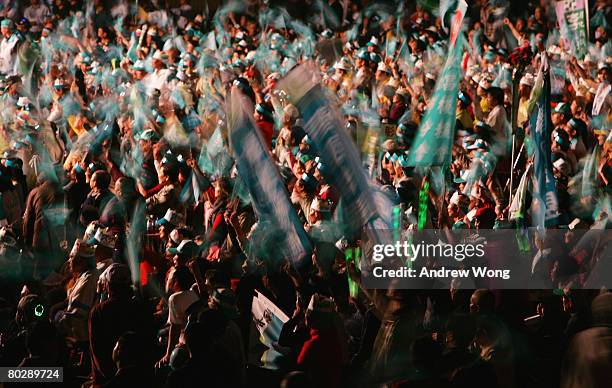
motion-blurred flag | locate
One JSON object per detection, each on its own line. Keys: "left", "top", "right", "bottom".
{"left": 528, "top": 53, "right": 559, "bottom": 228}
{"left": 251, "top": 290, "right": 289, "bottom": 370}
{"left": 407, "top": 35, "right": 465, "bottom": 166}
{"left": 279, "top": 64, "right": 392, "bottom": 234}
{"left": 228, "top": 88, "right": 311, "bottom": 265}
{"left": 449, "top": 0, "right": 467, "bottom": 47}
{"left": 555, "top": 0, "right": 588, "bottom": 58}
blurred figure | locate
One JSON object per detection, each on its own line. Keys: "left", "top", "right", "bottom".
{"left": 561, "top": 292, "right": 612, "bottom": 388}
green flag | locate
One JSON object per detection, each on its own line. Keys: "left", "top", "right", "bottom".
{"left": 407, "top": 35, "right": 465, "bottom": 166}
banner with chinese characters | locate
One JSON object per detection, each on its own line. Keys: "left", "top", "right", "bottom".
{"left": 555, "top": 0, "right": 588, "bottom": 58}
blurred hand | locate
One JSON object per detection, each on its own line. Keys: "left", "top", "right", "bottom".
{"left": 156, "top": 354, "right": 170, "bottom": 369}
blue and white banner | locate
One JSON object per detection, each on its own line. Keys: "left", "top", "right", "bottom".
{"left": 529, "top": 53, "right": 559, "bottom": 228}
{"left": 251, "top": 290, "right": 290, "bottom": 370}
{"left": 228, "top": 88, "right": 311, "bottom": 264}
{"left": 279, "top": 64, "right": 392, "bottom": 234}
{"left": 407, "top": 35, "right": 465, "bottom": 167}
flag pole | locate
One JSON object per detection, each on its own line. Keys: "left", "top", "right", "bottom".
{"left": 508, "top": 65, "right": 521, "bottom": 206}
{"left": 585, "top": 0, "right": 590, "bottom": 39}
{"left": 506, "top": 44, "right": 532, "bottom": 207}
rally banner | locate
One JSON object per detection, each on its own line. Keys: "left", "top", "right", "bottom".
{"left": 278, "top": 64, "right": 392, "bottom": 234}
{"left": 449, "top": 0, "right": 468, "bottom": 47}
{"left": 555, "top": 0, "right": 588, "bottom": 58}
{"left": 227, "top": 88, "right": 312, "bottom": 264}
{"left": 406, "top": 35, "right": 465, "bottom": 167}
{"left": 251, "top": 290, "right": 290, "bottom": 370}
{"left": 528, "top": 54, "right": 560, "bottom": 228}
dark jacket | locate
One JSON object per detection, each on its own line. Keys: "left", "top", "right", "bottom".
{"left": 22, "top": 179, "right": 64, "bottom": 253}
{"left": 89, "top": 296, "right": 155, "bottom": 387}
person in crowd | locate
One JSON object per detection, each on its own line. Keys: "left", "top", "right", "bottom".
{"left": 0, "top": 2, "right": 609, "bottom": 387}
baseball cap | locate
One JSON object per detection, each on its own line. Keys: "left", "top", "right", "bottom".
{"left": 167, "top": 239, "right": 198, "bottom": 258}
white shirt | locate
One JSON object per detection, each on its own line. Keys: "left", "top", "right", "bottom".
{"left": 592, "top": 82, "right": 611, "bottom": 117}
{"left": 0, "top": 33, "right": 20, "bottom": 74}
{"left": 167, "top": 289, "right": 199, "bottom": 327}
{"left": 24, "top": 4, "right": 51, "bottom": 33}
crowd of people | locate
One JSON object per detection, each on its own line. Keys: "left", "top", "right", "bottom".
{"left": 0, "top": 0, "right": 610, "bottom": 387}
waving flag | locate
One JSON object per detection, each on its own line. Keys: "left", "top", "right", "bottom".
{"left": 279, "top": 64, "right": 392, "bottom": 235}
{"left": 251, "top": 290, "right": 290, "bottom": 370}
{"left": 227, "top": 88, "right": 311, "bottom": 265}
{"left": 528, "top": 53, "right": 559, "bottom": 228}
{"left": 555, "top": 0, "right": 588, "bottom": 58}
{"left": 407, "top": 35, "right": 465, "bottom": 167}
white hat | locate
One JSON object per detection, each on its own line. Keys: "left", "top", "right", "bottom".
{"left": 311, "top": 198, "right": 329, "bottom": 212}
{"left": 369, "top": 36, "right": 379, "bottom": 46}
{"left": 519, "top": 73, "right": 534, "bottom": 87}
{"left": 152, "top": 50, "right": 164, "bottom": 60}
{"left": 283, "top": 104, "right": 299, "bottom": 119}
{"left": 17, "top": 96, "right": 30, "bottom": 107}
{"left": 478, "top": 78, "right": 491, "bottom": 90}
{"left": 333, "top": 60, "right": 351, "bottom": 71}
{"left": 132, "top": 60, "right": 146, "bottom": 71}
{"left": 450, "top": 191, "right": 461, "bottom": 206}
{"left": 553, "top": 158, "right": 569, "bottom": 175}
{"left": 547, "top": 45, "right": 562, "bottom": 56}
{"left": 377, "top": 62, "right": 390, "bottom": 73}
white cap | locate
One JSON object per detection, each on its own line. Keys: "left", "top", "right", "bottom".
{"left": 478, "top": 78, "right": 491, "bottom": 90}
{"left": 547, "top": 45, "right": 562, "bottom": 55}
{"left": 377, "top": 62, "right": 390, "bottom": 73}
{"left": 152, "top": 50, "right": 164, "bottom": 60}
{"left": 283, "top": 104, "right": 299, "bottom": 119}
{"left": 450, "top": 191, "right": 461, "bottom": 206}
{"left": 553, "top": 158, "right": 569, "bottom": 175}
{"left": 333, "top": 60, "right": 351, "bottom": 71}
{"left": 520, "top": 73, "right": 534, "bottom": 87}
{"left": 17, "top": 96, "right": 30, "bottom": 107}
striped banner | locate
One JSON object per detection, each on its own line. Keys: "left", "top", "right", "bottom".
{"left": 227, "top": 88, "right": 311, "bottom": 264}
